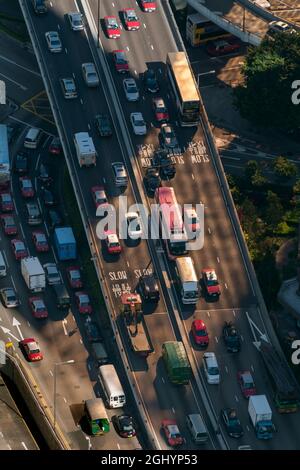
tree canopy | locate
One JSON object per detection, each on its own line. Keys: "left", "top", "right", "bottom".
{"left": 234, "top": 33, "right": 300, "bottom": 132}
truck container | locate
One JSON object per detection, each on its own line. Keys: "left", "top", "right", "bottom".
{"left": 91, "top": 342, "right": 109, "bottom": 365}
{"left": 74, "top": 132, "right": 96, "bottom": 167}
{"left": 248, "top": 395, "right": 274, "bottom": 440}
{"left": 84, "top": 398, "right": 109, "bottom": 435}
{"left": 162, "top": 341, "right": 191, "bottom": 385}
{"left": 21, "top": 257, "right": 45, "bottom": 292}
{"left": 54, "top": 227, "right": 77, "bottom": 261}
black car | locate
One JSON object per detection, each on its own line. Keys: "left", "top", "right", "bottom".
{"left": 14, "top": 151, "right": 28, "bottom": 174}
{"left": 143, "top": 168, "right": 161, "bottom": 196}
{"left": 47, "top": 209, "right": 63, "bottom": 230}
{"left": 221, "top": 408, "right": 244, "bottom": 438}
{"left": 139, "top": 274, "right": 160, "bottom": 302}
{"left": 152, "top": 150, "right": 176, "bottom": 180}
{"left": 95, "top": 114, "right": 113, "bottom": 137}
{"left": 144, "top": 69, "right": 159, "bottom": 93}
{"left": 38, "top": 164, "right": 52, "bottom": 186}
{"left": 84, "top": 318, "right": 103, "bottom": 342}
{"left": 112, "top": 414, "right": 136, "bottom": 438}
{"left": 222, "top": 321, "right": 241, "bottom": 353}
{"left": 42, "top": 188, "right": 57, "bottom": 206}
{"left": 159, "top": 124, "right": 179, "bottom": 150}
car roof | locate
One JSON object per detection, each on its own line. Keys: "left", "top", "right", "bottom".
{"left": 153, "top": 97, "right": 165, "bottom": 106}
{"left": 107, "top": 233, "right": 119, "bottom": 243}
{"left": 193, "top": 319, "right": 206, "bottom": 329}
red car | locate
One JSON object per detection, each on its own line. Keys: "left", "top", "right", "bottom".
{"left": 105, "top": 231, "right": 121, "bottom": 254}
{"left": 191, "top": 319, "right": 209, "bottom": 347}
{"left": 202, "top": 268, "right": 220, "bottom": 298}
{"left": 112, "top": 50, "right": 129, "bottom": 73}
{"left": 91, "top": 186, "right": 108, "bottom": 211}
{"left": 11, "top": 238, "right": 28, "bottom": 260}
{"left": 19, "top": 176, "right": 34, "bottom": 198}
{"left": 123, "top": 9, "right": 140, "bottom": 31}
{"left": 237, "top": 371, "right": 257, "bottom": 398}
{"left": 75, "top": 291, "right": 92, "bottom": 314}
{"left": 28, "top": 297, "right": 48, "bottom": 319}
{"left": 207, "top": 39, "right": 240, "bottom": 56}
{"left": 152, "top": 97, "right": 169, "bottom": 123}
{"left": 161, "top": 420, "right": 184, "bottom": 447}
{"left": 104, "top": 16, "right": 121, "bottom": 39}
{"left": 19, "top": 337, "right": 43, "bottom": 362}
{"left": 49, "top": 136, "right": 62, "bottom": 155}
{"left": 1, "top": 214, "right": 17, "bottom": 235}
{"left": 32, "top": 231, "right": 49, "bottom": 253}
{"left": 140, "top": 0, "right": 157, "bottom": 12}
{"left": 0, "top": 192, "right": 14, "bottom": 212}
{"left": 66, "top": 266, "right": 83, "bottom": 289}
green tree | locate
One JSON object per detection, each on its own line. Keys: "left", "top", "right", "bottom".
{"left": 264, "top": 190, "right": 284, "bottom": 228}
{"left": 293, "top": 178, "right": 300, "bottom": 195}
{"left": 273, "top": 156, "right": 298, "bottom": 178}
{"left": 245, "top": 160, "right": 259, "bottom": 180}
{"left": 226, "top": 173, "right": 241, "bottom": 203}
{"left": 234, "top": 33, "right": 300, "bottom": 133}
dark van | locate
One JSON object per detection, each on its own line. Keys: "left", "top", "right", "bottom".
{"left": 52, "top": 283, "right": 70, "bottom": 309}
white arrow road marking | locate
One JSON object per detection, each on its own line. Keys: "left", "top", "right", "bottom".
{"left": 0, "top": 326, "right": 20, "bottom": 342}
{"left": 12, "top": 318, "right": 23, "bottom": 340}
{"left": 62, "top": 319, "right": 68, "bottom": 335}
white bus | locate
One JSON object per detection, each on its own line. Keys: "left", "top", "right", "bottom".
{"left": 166, "top": 51, "right": 200, "bottom": 127}
{"left": 98, "top": 364, "right": 126, "bottom": 409}
{"left": 175, "top": 257, "right": 199, "bottom": 304}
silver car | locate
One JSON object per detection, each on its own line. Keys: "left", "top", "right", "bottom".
{"left": 123, "top": 78, "right": 139, "bottom": 101}
{"left": 68, "top": 12, "right": 84, "bottom": 31}
{"left": 43, "top": 263, "right": 62, "bottom": 285}
{"left": 82, "top": 63, "right": 99, "bottom": 88}
{"left": 0, "top": 287, "right": 20, "bottom": 308}
{"left": 60, "top": 78, "right": 77, "bottom": 99}
{"left": 112, "top": 162, "right": 128, "bottom": 187}
{"left": 45, "top": 31, "right": 62, "bottom": 53}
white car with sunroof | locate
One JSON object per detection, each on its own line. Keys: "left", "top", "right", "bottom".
{"left": 123, "top": 78, "right": 139, "bottom": 101}
{"left": 130, "top": 112, "right": 146, "bottom": 135}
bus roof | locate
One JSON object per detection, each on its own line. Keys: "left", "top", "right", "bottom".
{"left": 156, "top": 187, "right": 183, "bottom": 233}
{"left": 163, "top": 341, "right": 190, "bottom": 368}
{"left": 0, "top": 124, "right": 9, "bottom": 166}
{"left": 176, "top": 257, "right": 197, "bottom": 283}
{"left": 85, "top": 398, "right": 108, "bottom": 419}
{"left": 167, "top": 52, "right": 199, "bottom": 103}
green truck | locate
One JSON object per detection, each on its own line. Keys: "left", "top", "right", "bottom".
{"left": 162, "top": 341, "right": 191, "bottom": 385}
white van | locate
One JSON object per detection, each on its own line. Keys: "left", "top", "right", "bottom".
{"left": 0, "top": 251, "right": 7, "bottom": 277}
{"left": 203, "top": 352, "right": 220, "bottom": 384}
{"left": 98, "top": 364, "right": 126, "bottom": 409}
{"left": 24, "top": 127, "right": 42, "bottom": 149}
{"left": 175, "top": 257, "right": 199, "bottom": 304}
{"left": 186, "top": 414, "right": 209, "bottom": 444}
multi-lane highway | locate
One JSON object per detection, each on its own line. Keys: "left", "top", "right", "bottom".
{"left": 18, "top": 0, "right": 221, "bottom": 451}
{"left": 18, "top": 0, "right": 300, "bottom": 450}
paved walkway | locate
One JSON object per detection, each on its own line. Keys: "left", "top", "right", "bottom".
{"left": 0, "top": 374, "right": 38, "bottom": 450}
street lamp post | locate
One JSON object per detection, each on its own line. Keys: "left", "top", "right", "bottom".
{"left": 53, "top": 360, "right": 75, "bottom": 432}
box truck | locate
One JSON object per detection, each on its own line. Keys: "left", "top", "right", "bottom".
{"left": 54, "top": 227, "right": 77, "bottom": 261}
{"left": 248, "top": 395, "right": 274, "bottom": 440}
{"left": 74, "top": 132, "right": 96, "bottom": 167}
{"left": 21, "top": 257, "right": 45, "bottom": 292}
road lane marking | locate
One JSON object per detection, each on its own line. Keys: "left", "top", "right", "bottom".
{"left": 208, "top": 227, "right": 211, "bottom": 234}
{"left": 172, "top": 407, "right": 175, "bottom": 414}
{"left": 150, "top": 44, "right": 154, "bottom": 50}
{"left": 80, "top": 339, "right": 83, "bottom": 344}
{"left": 10, "top": 275, "right": 17, "bottom": 292}
{"left": 80, "top": 98, "right": 83, "bottom": 105}
{"left": 51, "top": 246, "right": 58, "bottom": 264}
{"left": 63, "top": 397, "right": 67, "bottom": 403}
{"left": 20, "top": 223, "right": 25, "bottom": 240}
{"left": 65, "top": 48, "right": 68, "bottom": 55}
{"left": 0, "top": 72, "right": 27, "bottom": 90}
{"left": 21, "top": 442, "right": 28, "bottom": 450}
{"left": 35, "top": 153, "right": 41, "bottom": 171}
{"left": 215, "top": 336, "right": 218, "bottom": 343}
{"left": 206, "top": 311, "right": 211, "bottom": 318}
{"left": 161, "top": 377, "right": 165, "bottom": 383}
{"left": 127, "top": 261, "right": 130, "bottom": 267}
{"left": 3, "top": 252, "right": 8, "bottom": 269}
{"left": 217, "top": 256, "right": 220, "bottom": 263}
{"left": 240, "top": 335, "right": 244, "bottom": 342}
{"left": 232, "top": 310, "right": 236, "bottom": 317}
{"left": 49, "top": 370, "right": 53, "bottom": 376}
{"left": 235, "top": 395, "right": 239, "bottom": 402}
{"left": 246, "top": 425, "right": 250, "bottom": 432}
{"left": 0, "top": 54, "right": 41, "bottom": 77}
{"left": 251, "top": 365, "right": 254, "bottom": 372}
{"left": 7, "top": 444, "right": 11, "bottom": 450}
{"left": 225, "top": 366, "right": 229, "bottom": 374}
{"left": 62, "top": 319, "right": 68, "bottom": 335}
{"left": 117, "top": 443, "right": 120, "bottom": 449}
{"left": 27, "top": 321, "right": 31, "bottom": 327}
{"left": 143, "top": 23, "right": 146, "bottom": 29}
{"left": 224, "top": 283, "right": 228, "bottom": 289}
{"left": 191, "top": 173, "right": 195, "bottom": 180}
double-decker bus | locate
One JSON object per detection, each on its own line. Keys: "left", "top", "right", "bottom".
{"left": 0, "top": 124, "right": 10, "bottom": 189}
{"left": 186, "top": 13, "right": 230, "bottom": 46}
{"left": 155, "top": 186, "right": 188, "bottom": 260}
{"left": 166, "top": 52, "right": 200, "bottom": 127}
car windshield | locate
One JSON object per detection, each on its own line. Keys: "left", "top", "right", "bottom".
{"left": 71, "top": 271, "right": 80, "bottom": 280}
{"left": 196, "top": 329, "right": 207, "bottom": 337}
{"left": 128, "top": 84, "right": 137, "bottom": 92}
{"left": 135, "top": 119, "right": 145, "bottom": 127}
{"left": 108, "top": 22, "right": 118, "bottom": 29}
{"left": 23, "top": 180, "right": 32, "bottom": 188}
{"left": 30, "top": 348, "right": 40, "bottom": 354}
{"left": 117, "top": 56, "right": 126, "bottom": 64}
{"left": 110, "top": 242, "right": 119, "bottom": 248}
{"left": 88, "top": 73, "right": 97, "bottom": 80}
{"left": 170, "top": 432, "right": 181, "bottom": 439}
{"left": 52, "top": 40, "right": 60, "bottom": 46}
{"left": 207, "top": 279, "right": 218, "bottom": 286}
{"left": 6, "top": 219, "right": 15, "bottom": 227}
{"left": 74, "top": 19, "right": 82, "bottom": 26}
{"left": 2, "top": 194, "right": 11, "bottom": 202}
{"left": 209, "top": 367, "right": 219, "bottom": 375}
{"left": 7, "top": 294, "right": 16, "bottom": 301}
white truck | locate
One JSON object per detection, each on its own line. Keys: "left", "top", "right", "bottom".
{"left": 248, "top": 395, "right": 274, "bottom": 440}
{"left": 74, "top": 132, "right": 97, "bottom": 167}
{"left": 21, "top": 257, "right": 46, "bottom": 292}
